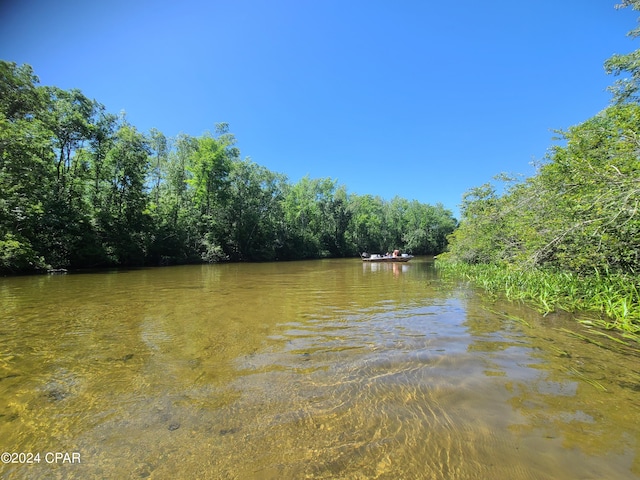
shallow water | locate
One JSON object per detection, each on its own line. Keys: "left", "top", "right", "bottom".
{"left": 0, "top": 258, "right": 639, "bottom": 479}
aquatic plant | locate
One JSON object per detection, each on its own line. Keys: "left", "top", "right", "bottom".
{"left": 435, "top": 260, "right": 640, "bottom": 341}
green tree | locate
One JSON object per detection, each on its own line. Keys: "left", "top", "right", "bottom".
{"left": 36, "top": 87, "right": 106, "bottom": 267}
{"left": 322, "top": 185, "right": 353, "bottom": 257}
{"left": 148, "top": 133, "right": 200, "bottom": 264}
{"left": 0, "top": 62, "right": 51, "bottom": 271}
{"left": 403, "top": 201, "right": 457, "bottom": 254}
{"left": 44, "top": 87, "right": 99, "bottom": 197}
{"left": 534, "top": 104, "right": 640, "bottom": 273}
{"left": 348, "top": 194, "right": 385, "bottom": 253}
{"left": 443, "top": 184, "right": 505, "bottom": 264}
{"left": 148, "top": 127, "right": 169, "bottom": 206}
{"left": 445, "top": 104, "right": 640, "bottom": 277}
{"left": 95, "top": 123, "right": 151, "bottom": 265}
{"left": 1, "top": 60, "right": 459, "bottom": 271}
{"left": 383, "top": 197, "right": 409, "bottom": 252}
{"left": 221, "top": 159, "right": 287, "bottom": 260}
{"left": 187, "top": 125, "right": 239, "bottom": 262}
{"left": 281, "top": 176, "right": 345, "bottom": 258}
{"left": 0, "top": 61, "right": 44, "bottom": 120}
{"left": 604, "top": 0, "right": 640, "bottom": 103}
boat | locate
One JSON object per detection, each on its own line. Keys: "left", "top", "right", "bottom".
{"left": 361, "top": 252, "right": 414, "bottom": 262}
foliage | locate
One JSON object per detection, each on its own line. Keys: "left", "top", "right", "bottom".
{"left": 0, "top": 60, "right": 457, "bottom": 273}
{"left": 605, "top": 0, "right": 640, "bottom": 103}
{"left": 443, "top": 103, "right": 640, "bottom": 276}
{"left": 440, "top": 104, "right": 640, "bottom": 331}
{"left": 0, "top": 233, "right": 46, "bottom": 272}
{"left": 436, "top": 261, "right": 640, "bottom": 337}
{"left": 439, "top": 4, "right": 640, "bottom": 333}
{"left": 221, "top": 158, "right": 287, "bottom": 261}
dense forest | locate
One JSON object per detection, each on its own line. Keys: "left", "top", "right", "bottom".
{"left": 438, "top": 1, "right": 640, "bottom": 334}
{"left": 0, "top": 60, "right": 457, "bottom": 274}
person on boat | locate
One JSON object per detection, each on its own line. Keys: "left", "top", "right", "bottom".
{"left": 392, "top": 249, "right": 400, "bottom": 257}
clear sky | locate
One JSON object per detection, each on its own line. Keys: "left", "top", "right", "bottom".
{"left": 1, "top": 0, "right": 638, "bottom": 217}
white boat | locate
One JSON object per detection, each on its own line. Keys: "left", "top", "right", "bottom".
{"left": 361, "top": 253, "right": 413, "bottom": 263}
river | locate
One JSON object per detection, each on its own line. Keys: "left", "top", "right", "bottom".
{"left": 0, "top": 257, "right": 639, "bottom": 479}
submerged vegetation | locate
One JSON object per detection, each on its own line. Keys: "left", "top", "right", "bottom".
{"left": 437, "top": 1, "right": 640, "bottom": 338}
{"left": 437, "top": 262, "right": 640, "bottom": 341}
{"left": 0, "top": 60, "right": 457, "bottom": 274}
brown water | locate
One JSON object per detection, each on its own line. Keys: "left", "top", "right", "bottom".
{"left": 0, "top": 257, "right": 639, "bottom": 479}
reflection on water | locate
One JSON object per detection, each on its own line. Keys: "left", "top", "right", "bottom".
{"left": 0, "top": 258, "right": 639, "bottom": 479}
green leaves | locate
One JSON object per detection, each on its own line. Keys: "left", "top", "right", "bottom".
{"left": 0, "top": 232, "right": 46, "bottom": 272}
{"left": 447, "top": 102, "right": 640, "bottom": 277}
{"left": 442, "top": 67, "right": 640, "bottom": 330}
{"left": 536, "top": 104, "right": 640, "bottom": 273}
{"left": 605, "top": 1, "right": 640, "bottom": 103}
{"left": 0, "top": 61, "right": 458, "bottom": 272}
{"left": 0, "top": 61, "right": 43, "bottom": 121}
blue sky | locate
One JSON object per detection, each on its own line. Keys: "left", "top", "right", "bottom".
{"left": 1, "top": 0, "right": 638, "bottom": 217}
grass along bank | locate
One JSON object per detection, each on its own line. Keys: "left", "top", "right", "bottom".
{"left": 435, "top": 260, "right": 640, "bottom": 342}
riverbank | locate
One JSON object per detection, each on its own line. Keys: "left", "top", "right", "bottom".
{"left": 435, "top": 259, "right": 640, "bottom": 343}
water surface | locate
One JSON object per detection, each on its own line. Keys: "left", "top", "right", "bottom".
{"left": 1, "top": 258, "right": 639, "bottom": 479}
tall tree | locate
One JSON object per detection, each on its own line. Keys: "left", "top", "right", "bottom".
{"left": 348, "top": 194, "right": 385, "bottom": 253}
{"left": 0, "top": 61, "right": 51, "bottom": 271}
{"left": 148, "top": 133, "right": 200, "bottom": 264}
{"left": 282, "top": 176, "right": 344, "bottom": 258}
{"left": 96, "top": 123, "right": 151, "bottom": 265}
{"left": 1, "top": 61, "right": 459, "bottom": 271}
{"left": 148, "top": 127, "right": 169, "bottom": 206}
{"left": 220, "top": 159, "right": 286, "bottom": 260}
{"left": 187, "top": 124, "right": 239, "bottom": 262}
{"left": 323, "top": 185, "right": 352, "bottom": 257}
{"left": 605, "top": 0, "right": 640, "bottom": 103}
{"left": 402, "top": 201, "right": 457, "bottom": 255}
{"left": 534, "top": 104, "right": 640, "bottom": 273}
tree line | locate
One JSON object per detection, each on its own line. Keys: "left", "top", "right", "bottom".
{"left": 443, "top": 102, "right": 639, "bottom": 276}
{"left": 439, "top": 1, "right": 639, "bottom": 330}
{"left": 0, "top": 60, "right": 457, "bottom": 274}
